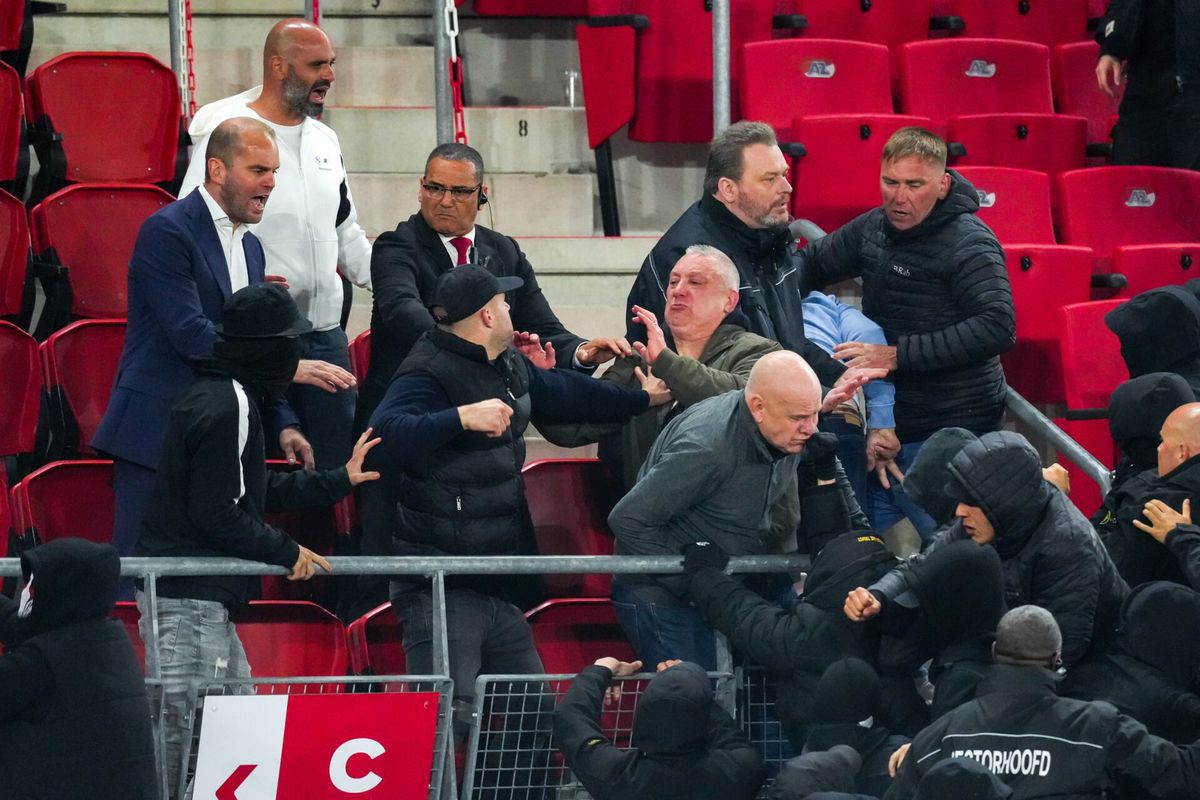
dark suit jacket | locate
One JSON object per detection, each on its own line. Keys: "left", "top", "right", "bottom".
{"left": 359, "top": 212, "right": 586, "bottom": 423}
{"left": 92, "top": 188, "right": 297, "bottom": 469}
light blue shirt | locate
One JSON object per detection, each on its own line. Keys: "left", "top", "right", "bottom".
{"left": 802, "top": 292, "right": 895, "bottom": 430}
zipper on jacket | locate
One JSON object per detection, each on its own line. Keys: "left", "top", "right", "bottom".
{"left": 456, "top": 496, "right": 462, "bottom": 512}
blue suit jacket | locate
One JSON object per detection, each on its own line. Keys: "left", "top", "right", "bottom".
{"left": 93, "top": 188, "right": 298, "bottom": 469}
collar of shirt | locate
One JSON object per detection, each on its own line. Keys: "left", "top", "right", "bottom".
{"left": 438, "top": 228, "right": 476, "bottom": 265}
{"left": 199, "top": 185, "right": 251, "bottom": 293}
{"left": 199, "top": 184, "right": 247, "bottom": 240}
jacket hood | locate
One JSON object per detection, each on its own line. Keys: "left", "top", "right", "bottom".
{"left": 910, "top": 539, "right": 1005, "bottom": 656}
{"left": 945, "top": 431, "right": 1051, "bottom": 559}
{"left": 188, "top": 86, "right": 262, "bottom": 139}
{"left": 916, "top": 757, "right": 1013, "bottom": 799}
{"left": 1108, "top": 373, "right": 1194, "bottom": 470}
{"left": 630, "top": 662, "right": 714, "bottom": 756}
{"left": 765, "top": 745, "right": 862, "bottom": 800}
{"left": 20, "top": 538, "right": 120, "bottom": 635}
{"left": 904, "top": 427, "right": 979, "bottom": 525}
{"left": 813, "top": 658, "right": 881, "bottom": 724}
{"left": 1106, "top": 286, "right": 1200, "bottom": 377}
{"left": 803, "top": 532, "right": 898, "bottom": 612}
{"left": 882, "top": 169, "right": 980, "bottom": 241}
{"left": 1117, "top": 580, "right": 1200, "bottom": 686}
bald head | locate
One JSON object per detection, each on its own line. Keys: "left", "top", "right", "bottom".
{"left": 745, "top": 352, "right": 821, "bottom": 454}
{"left": 258, "top": 19, "right": 335, "bottom": 122}
{"left": 994, "top": 606, "right": 1062, "bottom": 669}
{"left": 1158, "top": 402, "right": 1200, "bottom": 476}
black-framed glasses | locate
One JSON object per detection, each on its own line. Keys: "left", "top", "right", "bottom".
{"left": 422, "top": 182, "right": 481, "bottom": 201}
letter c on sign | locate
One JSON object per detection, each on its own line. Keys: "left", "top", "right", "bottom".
{"left": 330, "top": 738, "right": 385, "bottom": 793}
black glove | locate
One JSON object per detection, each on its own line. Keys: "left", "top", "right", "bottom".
{"left": 681, "top": 541, "right": 730, "bottom": 574}
{"left": 805, "top": 431, "right": 840, "bottom": 482}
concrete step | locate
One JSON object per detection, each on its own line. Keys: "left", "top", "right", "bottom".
{"left": 325, "top": 105, "right": 590, "bottom": 174}
{"left": 349, "top": 173, "right": 598, "bottom": 238}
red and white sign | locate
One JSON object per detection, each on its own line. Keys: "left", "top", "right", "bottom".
{"left": 192, "top": 693, "right": 440, "bottom": 800}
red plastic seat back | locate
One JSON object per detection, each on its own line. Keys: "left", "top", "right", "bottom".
{"left": 792, "top": 0, "right": 933, "bottom": 47}
{"left": 898, "top": 39, "right": 1054, "bottom": 126}
{"left": 1114, "top": 244, "right": 1200, "bottom": 297}
{"left": 349, "top": 329, "right": 371, "bottom": 386}
{"left": 577, "top": 24, "right": 637, "bottom": 148}
{"left": 15, "top": 459, "right": 115, "bottom": 546}
{"left": 0, "top": 320, "right": 41, "bottom": 457}
{"left": 236, "top": 600, "right": 349, "bottom": 677}
{"left": 740, "top": 40, "right": 893, "bottom": 139}
{"left": 1059, "top": 299, "right": 1127, "bottom": 411}
{"left": 0, "top": 1, "right": 22, "bottom": 52}
{"left": 954, "top": 166, "right": 1055, "bottom": 244}
{"left": 1053, "top": 41, "right": 1122, "bottom": 145}
{"left": 0, "top": 61, "right": 22, "bottom": 183}
{"left": 1054, "top": 167, "right": 1200, "bottom": 270}
{"left": 1001, "top": 244, "right": 1093, "bottom": 403}
{"left": 949, "top": 113, "right": 1086, "bottom": 175}
{"left": 25, "top": 52, "right": 180, "bottom": 184}
{"left": 789, "top": 114, "right": 933, "bottom": 233}
{"left": 525, "top": 598, "right": 637, "bottom": 674}
{"left": 523, "top": 458, "right": 622, "bottom": 597}
{"left": 347, "top": 602, "right": 407, "bottom": 677}
{"left": 41, "top": 318, "right": 125, "bottom": 455}
{"left": 1054, "top": 417, "right": 1114, "bottom": 517}
{"left": 948, "top": 0, "right": 1090, "bottom": 46}
{"left": 29, "top": 183, "right": 173, "bottom": 318}
{"left": 475, "top": 0, "right": 588, "bottom": 14}
{"left": 0, "top": 188, "right": 28, "bottom": 319}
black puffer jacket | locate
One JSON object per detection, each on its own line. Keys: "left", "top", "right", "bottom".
{"left": 1096, "top": 372, "right": 1194, "bottom": 498}
{"left": 1099, "top": 0, "right": 1199, "bottom": 85}
{"left": 1062, "top": 581, "right": 1200, "bottom": 745}
{"left": 874, "top": 432, "right": 1128, "bottom": 666}
{"left": 800, "top": 170, "right": 1015, "bottom": 442}
{"left": 625, "top": 194, "right": 845, "bottom": 388}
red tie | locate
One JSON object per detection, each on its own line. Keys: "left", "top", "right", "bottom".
{"left": 451, "top": 236, "right": 471, "bottom": 266}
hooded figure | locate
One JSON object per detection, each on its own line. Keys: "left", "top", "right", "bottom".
{"left": 764, "top": 745, "right": 872, "bottom": 800}
{"left": 685, "top": 532, "right": 917, "bottom": 747}
{"left": 1106, "top": 286, "right": 1200, "bottom": 396}
{"left": 1063, "top": 581, "right": 1200, "bottom": 744}
{"left": 0, "top": 538, "right": 157, "bottom": 799}
{"left": 553, "top": 660, "right": 764, "bottom": 800}
{"left": 915, "top": 757, "right": 1013, "bottom": 799}
{"left": 903, "top": 427, "right": 979, "bottom": 527}
{"left": 868, "top": 431, "right": 1127, "bottom": 667}
{"left": 1106, "top": 373, "right": 1195, "bottom": 487}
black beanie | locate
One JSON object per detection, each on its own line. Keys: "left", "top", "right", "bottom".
{"left": 813, "top": 658, "right": 881, "bottom": 724}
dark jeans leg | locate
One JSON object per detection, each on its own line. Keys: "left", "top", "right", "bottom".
{"left": 286, "top": 327, "right": 356, "bottom": 469}
{"left": 113, "top": 457, "right": 157, "bottom": 599}
{"left": 611, "top": 581, "right": 717, "bottom": 670}
{"left": 864, "top": 439, "right": 938, "bottom": 541}
{"left": 820, "top": 414, "right": 869, "bottom": 511}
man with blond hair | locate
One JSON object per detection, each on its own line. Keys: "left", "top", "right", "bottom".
{"left": 801, "top": 127, "right": 1015, "bottom": 539}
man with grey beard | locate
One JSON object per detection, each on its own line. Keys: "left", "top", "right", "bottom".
{"left": 179, "top": 18, "right": 370, "bottom": 470}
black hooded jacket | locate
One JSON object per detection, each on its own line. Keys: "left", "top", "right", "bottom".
{"left": 1062, "top": 581, "right": 1200, "bottom": 745}
{"left": 873, "top": 432, "right": 1128, "bottom": 666}
{"left": 799, "top": 170, "right": 1015, "bottom": 443}
{"left": 553, "top": 662, "right": 764, "bottom": 800}
{"left": 1101, "top": 372, "right": 1194, "bottom": 493}
{"left": 1106, "top": 286, "right": 1200, "bottom": 397}
{"left": 687, "top": 532, "right": 902, "bottom": 747}
{"left": 0, "top": 539, "right": 157, "bottom": 800}
{"left": 625, "top": 193, "right": 846, "bottom": 387}
{"left": 903, "top": 427, "right": 979, "bottom": 527}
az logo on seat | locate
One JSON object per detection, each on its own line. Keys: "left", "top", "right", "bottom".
{"left": 976, "top": 189, "right": 997, "bottom": 208}
{"left": 804, "top": 60, "right": 836, "bottom": 78}
{"left": 1124, "top": 189, "right": 1156, "bottom": 208}
{"left": 965, "top": 60, "right": 997, "bottom": 78}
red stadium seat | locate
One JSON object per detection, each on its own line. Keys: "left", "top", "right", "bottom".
{"left": 1112, "top": 244, "right": 1200, "bottom": 297}
{"left": 11, "top": 459, "right": 114, "bottom": 549}
{"left": 898, "top": 39, "right": 1054, "bottom": 128}
{"left": 1054, "top": 167, "right": 1200, "bottom": 271}
{"left": 0, "top": 320, "right": 41, "bottom": 459}
{"left": 0, "top": 1, "right": 22, "bottom": 53}
{"left": 0, "top": 60, "right": 26, "bottom": 193}
{"left": 37, "top": 318, "right": 124, "bottom": 460}
{"left": 791, "top": 0, "right": 934, "bottom": 48}
{"left": 948, "top": 113, "right": 1087, "bottom": 175}
{"left": 1054, "top": 417, "right": 1114, "bottom": 517}
{"left": 740, "top": 40, "right": 893, "bottom": 141}
{"left": 1052, "top": 41, "right": 1122, "bottom": 149}
{"left": 349, "top": 328, "right": 371, "bottom": 386}
{"left": 1060, "top": 299, "right": 1127, "bottom": 413}
{"left": 789, "top": 113, "right": 934, "bottom": 233}
{"left": 28, "top": 183, "right": 173, "bottom": 335}
{"left": 0, "top": 188, "right": 29, "bottom": 324}
{"left": 953, "top": 166, "right": 1055, "bottom": 244}
{"left": 236, "top": 600, "right": 349, "bottom": 677}
{"left": 259, "top": 460, "right": 339, "bottom": 605}
{"left": 525, "top": 597, "right": 636, "bottom": 675}
{"left": 523, "top": 458, "right": 622, "bottom": 598}
{"left": 24, "top": 51, "right": 181, "bottom": 198}
{"left": 347, "top": 601, "right": 407, "bottom": 677}
{"left": 474, "top": 0, "right": 588, "bottom": 14}
{"left": 945, "top": 0, "right": 1090, "bottom": 46}
{"left": 1001, "top": 244, "right": 1093, "bottom": 403}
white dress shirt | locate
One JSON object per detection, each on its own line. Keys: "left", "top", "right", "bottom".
{"left": 198, "top": 185, "right": 250, "bottom": 292}
{"left": 439, "top": 228, "right": 476, "bottom": 266}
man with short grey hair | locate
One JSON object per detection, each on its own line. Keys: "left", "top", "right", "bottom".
{"left": 888, "top": 605, "right": 1200, "bottom": 799}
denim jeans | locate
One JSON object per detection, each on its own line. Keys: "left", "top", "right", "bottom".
{"left": 137, "top": 592, "right": 251, "bottom": 800}
{"left": 820, "top": 413, "right": 869, "bottom": 513}
{"left": 610, "top": 580, "right": 718, "bottom": 671}
{"left": 864, "top": 438, "right": 939, "bottom": 540}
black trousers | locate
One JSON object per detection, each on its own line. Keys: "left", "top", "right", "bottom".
{"left": 1112, "top": 70, "right": 1200, "bottom": 170}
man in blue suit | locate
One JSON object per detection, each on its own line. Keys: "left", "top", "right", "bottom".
{"left": 94, "top": 117, "right": 336, "bottom": 562}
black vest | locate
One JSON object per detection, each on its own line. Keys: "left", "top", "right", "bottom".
{"left": 394, "top": 328, "right": 533, "bottom": 561}
{"left": 1, "top": 619, "right": 158, "bottom": 800}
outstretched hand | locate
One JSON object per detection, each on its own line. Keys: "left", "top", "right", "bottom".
{"left": 822, "top": 367, "right": 887, "bottom": 414}
{"left": 514, "top": 331, "right": 556, "bottom": 370}
{"left": 346, "top": 428, "right": 382, "bottom": 485}
{"left": 1133, "top": 498, "right": 1191, "bottom": 543}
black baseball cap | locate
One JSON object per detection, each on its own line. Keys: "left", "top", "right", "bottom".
{"left": 429, "top": 264, "right": 524, "bottom": 324}
{"left": 215, "top": 283, "right": 314, "bottom": 338}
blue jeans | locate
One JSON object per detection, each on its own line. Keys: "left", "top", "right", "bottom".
{"left": 611, "top": 580, "right": 717, "bottom": 670}
{"left": 137, "top": 593, "right": 251, "bottom": 799}
{"left": 864, "top": 438, "right": 939, "bottom": 541}
{"left": 820, "top": 414, "right": 869, "bottom": 512}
